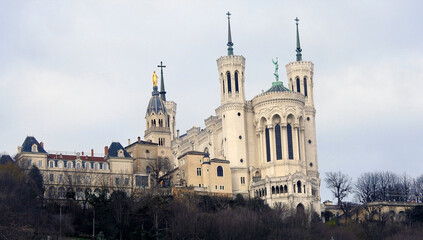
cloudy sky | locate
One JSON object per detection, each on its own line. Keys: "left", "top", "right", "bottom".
{"left": 1, "top": 0, "right": 422, "bottom": 201}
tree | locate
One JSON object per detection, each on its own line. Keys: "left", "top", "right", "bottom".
{"left": 28, "top": 165, "right": 45, "bottom": 197}
{"left": 412, "top": 175, "right": 423, "bottom": 203}
{"left": 325, "top": 171, "right": 353, "bottom": 224}
{"left": 325, "top": 171, "right": 352, "bottom": 206}
{"left": 147, "top": 157, "right": 172, "bottom": 187}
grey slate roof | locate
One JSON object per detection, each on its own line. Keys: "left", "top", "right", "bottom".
{"left": 146, "top": 86, "right": 167, "bottom": 116}
{"left": 107, "top": 142, "right": 132, "bottom": 158}
{"left": 21, "top": 136, "right": 47, "bottom": 153}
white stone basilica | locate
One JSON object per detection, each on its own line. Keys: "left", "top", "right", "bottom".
{"left": 145, "top": 15, "right": 321, "bottom": 214}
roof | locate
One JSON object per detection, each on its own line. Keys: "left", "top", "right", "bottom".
{"left": 146, "top": 86, "right": 167, "bottom": 116}
{"left": 126, "top": 139, "right": 158, "bottom": 149}
{"left": 47, "top": 154, "right": 105, "bottom": 162}
{"left": 107, "top": 142, "right": 132, "bottom": 158}
{"left": 21, "top": 136, "right": 47, "bottom": 153}
{"left": 177, "top": 151, "right": 206, "bottom": 159}
{"left": 210, "top": 158, "right": 230, "bottom": 164}
{"left": 265, "top": 81, "right": 290, "bottom": 93}
{"left": 0, "top": 155, "right": 14, "bottom": 164}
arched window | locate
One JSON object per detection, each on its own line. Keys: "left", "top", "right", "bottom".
{"left": 48, "top": 186, "right": 56, "bottom": 198}
{"left": 276, "top": 186, "right": 280, "bottom": 194}
{"left": 145, "top": 150, "right": 150, "bottom": 159}
{"left": 217, "top": 166, "right": 223, "bottom": 177}
{"left": 287, "top": 124, "right": 294, "bottom": 159}
{"left": 85, "top": 162, "right": 90, "bottom": 169}
{"left": 227, "top": 72, "right": 232, "bottom": 93}
{"left": 235, "top": 71, "right": 239, "bottom": 92}
{"left": 275, "top": 124, "right": 282, "bottom": 160}
{"left": 94, "top": 163, "right": 98, "bottom": 170}
{"left": 297, "top": 181, "right": 302, "bottom": 193}
{"left": 303, "top": 77, "right": 308, "bottom": 96}
{"left": 49, "top": 161, "right": 54, "bottom": 168}
{"left": 272, "top": 186, "right": 275, "bottom": 194}
{"left": 76, "top": 188, "right": 83, "bottom": 200}
{"left": 265, "top": 127, "right": 271, "bottom": 162}
{"left": 58, "top": 187, "right": 65, "bottom": 199}
{"left": 284, "top": 185, "right": 288, "bottom": 193}
{"left": 67, "top": 162, "right": 72, "bottom": 169}
{"left": 296, "top": 77, "right": 301, "bottom": 93}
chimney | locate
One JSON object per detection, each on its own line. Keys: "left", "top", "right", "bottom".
{"left": 104, "top": 146, "right": 109, "bottom": 156}
{"left": 82, "top": 151, "right": 84, "bottom": 156}
{"left": 137, "top": 136, "right": 141, "bottom": 142}
{"left": 91, "top": 149, "right": 94, "bottom": 157}
{"left": 40, "top": 142, "right": 44, "bottom": 149}
{"left": 128, "top": 139, "right": 131, "bottom": 145}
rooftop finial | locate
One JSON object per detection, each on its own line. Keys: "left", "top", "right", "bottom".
{"left": 226, "top": 11, "right": 234, "bottom": 55}
{"left": 295, "top": 17, "right": 302, "bottom": 61}
{"left": 158, "top": 61, "right": 167, "bottom": 101}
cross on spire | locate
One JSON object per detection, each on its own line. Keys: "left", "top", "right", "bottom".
{"left": 226, "top": 11, "right": 234, "bottom": 55}
{"left": 157, "top": 61, "right": 167, "bottom": 101}
{"left": 295, "top": 17, "right": 302, "bottom": 61}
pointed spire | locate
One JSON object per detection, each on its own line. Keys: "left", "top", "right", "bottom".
{"left": 226, "top": 11, "right": 234, "bottom": 55}
{"left": 295, "top": 17, "right": 302, "bottom": 61}
{"left": 157, "top": 61, "right": 166, "bottom": 101}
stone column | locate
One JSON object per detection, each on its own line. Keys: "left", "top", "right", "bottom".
{"left": 267, "top": 124, "right": 275, "bottom": 162}
{"left": 293, "top": 123, "right": 300, "bottom": 161}
{"left": 281, "top": 123, "right": 288, "bottom": 160}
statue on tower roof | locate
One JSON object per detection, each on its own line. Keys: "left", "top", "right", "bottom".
{"left": 152, "top": 71, "right": 158, "bottom": 87}
{"left": 272, "top": 57, "right": 279, "bottom": 81}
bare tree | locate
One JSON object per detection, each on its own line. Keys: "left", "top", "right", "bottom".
{"left": 147, "top": 157, "right": 172, "bottom": 187}
{"left": 412, "top": 175, "right": 423, "bottom": 203}
{"left": 325, "top": 171, "right": 352, "bottom": 206}
{"left": 325, "top": 171, "right": 353, "bottom": 223}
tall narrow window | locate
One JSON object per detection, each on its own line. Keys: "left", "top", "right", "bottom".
{"left": 167, "top": 115, "right": 170, "bottom": 127}
{"left": 227, "top": 72, "right": 232, "bottom": 93}
{"left": 297, "top": 181, "right": 302, "bottom": 193}
{"left": 287, "top": 124, "right": 294, "bottom": 159}
{"left": 303, "top": 77, "right": 308, "bottom": 96}
{"left": 275, "top": 124, "right": 282, "bottom": 160}
{"left": 296, "top": 77, "right": 301, "bottom": 93}
{"left": 222, "top": 79, "right": 225, "bottom": 93}
{"left": 265, "top": 127, "right": 271, "bottom": 162}
{"left": 235, "top": 71, "right": 239, "bottom": 92}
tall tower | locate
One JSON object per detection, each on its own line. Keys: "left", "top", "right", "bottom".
{"left": 216, "top": 12, "right": 249, "bottom": 196}
{"left": 145, "top": 72, "right": 172, "bottom": 147}
{"left": 286, "top": 18, "right": 318, "bottom": 178}
{"left": 157, "top": 61, "right": 177, "bottom": 140}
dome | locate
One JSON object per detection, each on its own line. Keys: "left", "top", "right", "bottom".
{"left": 146, "top": 86, "right": 167, "bottom": 116}
{"left": 265, "top": 81, "right": 290, "bottom": 93}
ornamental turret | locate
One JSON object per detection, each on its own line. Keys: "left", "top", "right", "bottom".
{"left": 145, "top": 71, "right": 171, "bottom": 147}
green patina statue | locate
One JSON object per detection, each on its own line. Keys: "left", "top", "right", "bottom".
{"left": 272, "top": 57, "right": 279, "bottom": 81}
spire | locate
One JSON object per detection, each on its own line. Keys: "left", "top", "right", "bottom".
{"left": 226, "top": 11, "right": 234, "bottom": 55}
{"left": 295, "top": 17, "right": 302, "bottom": 61}
{"left": 157, "top": 61, "right": 166, "bottom": 101}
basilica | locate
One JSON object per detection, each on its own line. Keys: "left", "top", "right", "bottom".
{"left": 15, "top": 14, "right": 321, "bottom": 215}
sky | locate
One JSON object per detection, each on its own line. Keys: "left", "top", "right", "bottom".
{"left": 1, "top": 0, "right": 422, "bottom": 202}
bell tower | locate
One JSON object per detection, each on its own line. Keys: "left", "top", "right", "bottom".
{"left": 286, "top": 18, "right": 318, "bottom": 177}
{"left": 216, "top": 12, "right": 249, "bottom": 196}
{"left": 144, "top": 71, "right": 171, "bottom": 147}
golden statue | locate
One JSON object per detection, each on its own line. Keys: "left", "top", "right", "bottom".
{"left": 152, "top": 71, "right": 158, "bottom": 86}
